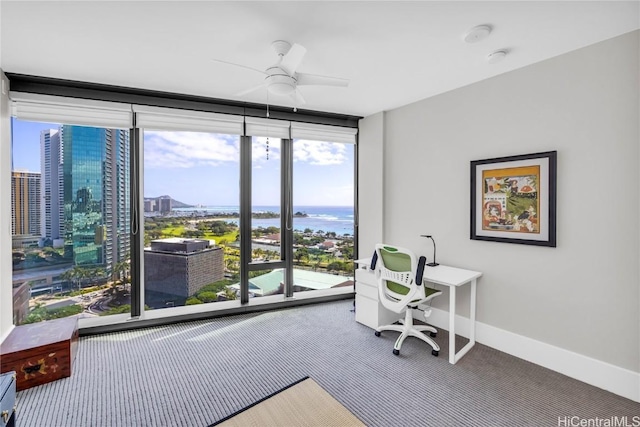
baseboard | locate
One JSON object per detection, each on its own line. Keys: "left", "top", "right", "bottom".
{"left": 416, "top": 307, "right": 640, "bottom": 403}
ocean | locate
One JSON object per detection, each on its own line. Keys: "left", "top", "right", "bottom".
{"left": 172, "top": 205, "right": 355, "bottom": 236}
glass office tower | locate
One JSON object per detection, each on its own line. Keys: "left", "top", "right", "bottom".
{"left": 62, "top": 125, "right": 130, "bottom": 270}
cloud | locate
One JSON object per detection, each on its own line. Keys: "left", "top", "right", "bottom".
{"left": 144, "top": 131, "right": 239, "bottom": 168}
{"left": 143, "top": 133, "right": 347, "bottom": 168}
{"left": 293, "top": 140, "right": 347, "bottom": 165}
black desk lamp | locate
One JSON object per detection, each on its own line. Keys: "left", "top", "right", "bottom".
{"left": 421, "top": 235, "right": 439, "bottom": 267}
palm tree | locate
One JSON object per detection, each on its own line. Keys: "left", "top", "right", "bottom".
{"left": 60, "top": 266, "right": 88, "bottom": 291}
{"left": 111, "top": 259, "right": 130, "bottom": 285}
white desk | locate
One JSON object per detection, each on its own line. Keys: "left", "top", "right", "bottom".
{"left": 355, "top": 258, "right": 482, "bottom": 364}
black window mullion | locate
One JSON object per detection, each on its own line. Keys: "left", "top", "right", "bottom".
{"left": 239, "top": 135, "right": 252, "bottom": 304}
{"left": 282, "top": 138, "right": 294, "bottom": 298}
{"left": 130, "top": 125, "right": 142, "bottom": 317}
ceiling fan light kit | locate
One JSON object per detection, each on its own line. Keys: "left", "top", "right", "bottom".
{"left": 266, "top": 74, "right": 297, "bottom": 96}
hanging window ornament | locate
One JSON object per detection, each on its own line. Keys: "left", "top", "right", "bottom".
{"left": 266, "top": 137, "right": 269, "bottom": 160}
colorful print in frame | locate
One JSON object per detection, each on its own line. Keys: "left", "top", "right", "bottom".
{"left": 471, "top": 151, "right": 557, "bottom": 247}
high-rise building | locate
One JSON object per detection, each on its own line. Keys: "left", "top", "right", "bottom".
{"left": 40, "top": 129, "right": 64, "bottom": 246}
{"left": 61, "top": 125, "right": 130, "bottom": 270}
{"left": 11, "top": 171, "right": 41, "bottom": 236}
{"left": 159, "top": 197, "right": 172, "bottom": 214}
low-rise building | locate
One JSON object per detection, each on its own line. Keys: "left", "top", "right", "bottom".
{"left": 144, "top": 238, "right": 224, "bottom": 298}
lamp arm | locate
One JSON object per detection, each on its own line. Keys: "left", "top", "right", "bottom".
{"left": 420, "top": 234, "right": 439, "bottom": 267}
{"left": 431, "top": 237, "right": 436, "bottom": 264}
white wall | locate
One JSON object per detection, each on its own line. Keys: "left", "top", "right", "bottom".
{"left": 0, "top": 70, "right": 14, "bottom": 342}
{"left": 358, "top": 111, "right": 385, "bottom": 257}
{"left": 360, "top": 30, "right": 639, "bottom": 373}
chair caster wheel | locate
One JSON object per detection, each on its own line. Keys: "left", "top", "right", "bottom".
{"left": 431, "top": 350, "right": 439, "bottom": 357}
{"left": 430, "top": 332, "right": 437, "bottom": 338}
{"left": 393, "top": 349, "right": 400, "bottom": 356}
{"left": 374, "top": 331, "right": 381, "bottom": 337}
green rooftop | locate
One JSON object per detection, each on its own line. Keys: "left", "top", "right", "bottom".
{"left": 230, "top": 268, "right": 353, "bottom": 296}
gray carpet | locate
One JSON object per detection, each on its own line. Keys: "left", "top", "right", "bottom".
{"left": 15, "top": 300, "right": 640, "bottom": 426}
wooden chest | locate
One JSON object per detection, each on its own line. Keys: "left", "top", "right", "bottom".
{"left": 0, "top": 317, "right": 78, "bottom": 391}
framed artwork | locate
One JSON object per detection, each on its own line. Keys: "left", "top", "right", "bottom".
{"left": 470, "top": 151, "right": 557, "bottom": 247}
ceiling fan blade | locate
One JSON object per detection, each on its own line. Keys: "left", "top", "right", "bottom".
{"left": 280, "top": 43, "right": 307, "bottom": 75}
{"left": 291, "top": 89, "right": 306, "bottom": 106}
{"left": 235, "top": 83, "right": 266, "bottom": 97}
{"left": 211, "top": 58, "right": 267, "bottom": 75}
{"left": 296, "top": 72, "right": 349, "bottom": 87}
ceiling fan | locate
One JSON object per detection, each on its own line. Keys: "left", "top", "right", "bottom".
{"left": 212, "top": 40, "right": 349, "bottom": 111}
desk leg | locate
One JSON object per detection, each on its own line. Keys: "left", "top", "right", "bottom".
{"left": 449, "top": 285, "right": 456, "bottom": 364}
{"left": 469, "top": 279, "right": 477, "bottom": 346}
{"left": 451, "top": 279, "right": 477, "bottom": 364}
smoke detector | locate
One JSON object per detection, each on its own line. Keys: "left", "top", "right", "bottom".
{"left": 487, "top": 50, "right": 507, "bottom": 64}
{"left": 463, "top": 25, "right": 492, "bottom": 43}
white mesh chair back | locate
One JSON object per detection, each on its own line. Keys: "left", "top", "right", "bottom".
{"left": 374, "top": 244, "right": 426, "bottom": 313}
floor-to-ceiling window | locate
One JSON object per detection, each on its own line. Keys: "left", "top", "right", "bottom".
{"left": 245, "top": 136, "right": 285, "bottom": 297}
{"left": 137, "top": 107, "right": 244, "bottom": 312}
{"left": 6, "top": 89, "right": 357, "bottom": 328}
{"left": 142, "top": 128, "right": 240, "bottom": 309}
{"left": 291, "top": 137, "right": 356, "bottom": 295}
{"left": 10, "top": 116, "right": 131, "bottom": 324}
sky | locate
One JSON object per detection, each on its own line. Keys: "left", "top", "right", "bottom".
{"left": 11, "top": 118, "right": 355, "bottom": 207}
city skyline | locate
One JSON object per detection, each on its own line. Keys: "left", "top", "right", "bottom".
{"left": 13, "top": 119, "right": 355, "bottom": 207}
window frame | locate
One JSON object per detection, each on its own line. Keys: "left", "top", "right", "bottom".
{"left": 2, "top": 74, "right": 360, "bottom": 334}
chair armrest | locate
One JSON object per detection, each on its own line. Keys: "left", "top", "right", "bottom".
{"left": 416, "top": 288, "right": 442, "bottom": 305}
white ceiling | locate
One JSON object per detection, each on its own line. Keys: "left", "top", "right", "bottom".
{"left": 1, "top": 1, "right": 639, "bottom": 118}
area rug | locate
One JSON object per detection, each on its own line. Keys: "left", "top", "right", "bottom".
{"left": 209, "top": 376, "right": 365, "bottom": 427}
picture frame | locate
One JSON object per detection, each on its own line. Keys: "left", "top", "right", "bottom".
{"left": 470, "top": 151, "right": 557, "bottom": 247}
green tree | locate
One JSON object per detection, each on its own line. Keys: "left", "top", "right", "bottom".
{"left": 185, "top": 297, "right": 203, "bottom": 305}
{"left": 294, "top": 247, "right": 309, "bottom": 264}
{"left": 327, "top": 261, "right": 344, "bottom": 272}
{"left": 198, "top": 291, "right": 218, "bottom": 303}
{"left": 60, "top": 266, "right": 86, "bottom": 291}
{"left": 24, "top": 304, "right": 83, "bottom": 324}
{"left": 111, "top": 259, "right": 131, "bottom": 291}
{"left": 340, "top": 245, "right": 354, "bottom": 260}
{"left": 100, "top": 304, "right": 131, "bottom": 316}
{"left": 26, "top": 252, "right": 46, "bottom": 264}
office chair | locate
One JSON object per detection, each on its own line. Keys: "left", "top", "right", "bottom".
{"left": 372, "top": 244, "right": 442, "bottom": 356}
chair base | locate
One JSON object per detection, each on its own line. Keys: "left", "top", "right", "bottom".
{"left": 375, "top": 307, "right": 440, "bottom": 356}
